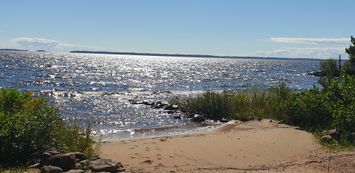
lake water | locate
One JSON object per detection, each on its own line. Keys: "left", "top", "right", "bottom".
{"left": 0, "top": 51, "right": 321, "bottom": 140}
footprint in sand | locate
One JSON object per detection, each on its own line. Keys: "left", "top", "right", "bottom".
{"left": 143, "top": 159, "right": 153, "bottom": 164}
{"left": 145, "top": 147, "right": 150, "bottom": 151}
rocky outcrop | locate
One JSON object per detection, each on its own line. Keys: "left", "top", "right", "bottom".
{"left": 33, "top": 150, "right": 125, "bottom": 173}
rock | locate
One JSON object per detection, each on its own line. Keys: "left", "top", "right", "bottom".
{"left": 47, "top": 153, "right": 76, "bottom": 171}
{"left": 89, "top": 159, "right": 125, "bottom": 173}
{"left": 77, "top": 159, "right": 90, "bottom": 170}
{"left": 29, "top": 163, "right": 41, "bottom": 168}
{"left": 151, "top": 101, "right": 167, "bottom": 109}
{"left": 70, "top": 152, "right": 86, "bottom": 161}
{"left": 41, "top": 165, "right": 63, "bottom": 173}
{"left": 163, "top": 104, "right": 179, "bottom": 111}
{"left": 321, "top": 135, "right": 333, "bottom": 142}
{"left": 63, "top": 169, "right": 85, "bottom": 173}
{"left": 219, "top": 118, "right": 229, "bottom": 123}
{"left": 142, "top": 100, "right": 152, "bottom": 106}
{"left": 128, "top": 100, "right": 143, "bottom": 104}
{"left": 173, "top": 115, "right": 181, "bottom": 119}
{"left": 40, "top": 152, "right": 53, "bottom": 165}
{"left": 47, "top": 148, "right": 60, "bottom": 155}
{"left": 166, "top": 110, "right": 175, "bottom": 114}
{"left": 308, "top": 71, "right": 325, "bottom": 76}
{"left": 192, "top": 114, "right": 205, "bottom": 123}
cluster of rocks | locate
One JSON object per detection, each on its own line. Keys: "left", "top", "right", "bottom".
{"left": 129, "top": 100, "right": 180, "bottom": 114}
{"left": 128, "top": 99, "right": 230, "bottom": 123}
{"left": 308, "top": 71, "right": 325, "bottom": 77}
{"left": 31, "top": 149, "right": 124, "bottom": 173}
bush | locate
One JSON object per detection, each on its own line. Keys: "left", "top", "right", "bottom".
{"left": 0, "top": 88, "right": 94, "bottom": 167}
{"left": 319, "top": 59, "right": 339, "bottom": 88}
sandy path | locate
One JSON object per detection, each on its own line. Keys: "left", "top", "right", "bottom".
{"left": 100, "top": 120, "right": 354, "bottom": 173}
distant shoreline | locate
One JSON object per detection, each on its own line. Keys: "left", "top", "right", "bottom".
{"left": 70, "top": 50, "right": 323, "bottom": 61}
{"left": 0, "top": 48, "right": 28, "bottom": 52}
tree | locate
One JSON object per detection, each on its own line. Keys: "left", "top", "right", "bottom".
{"left": 345, "top": 36, "right": 355, "bottom": 74}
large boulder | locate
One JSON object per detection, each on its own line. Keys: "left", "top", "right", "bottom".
{"left": 47, "top": 153, "right": 76, "bottom": 171}
{"left": 89, "top": 159, "right": 125, "bottom": 173}
{"left": 41, "top": 165, "right": 63, "bottom": 173}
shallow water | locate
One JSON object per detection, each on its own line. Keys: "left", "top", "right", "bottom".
{"left": 0, "top": 51, "right": 320, "bottom": 139}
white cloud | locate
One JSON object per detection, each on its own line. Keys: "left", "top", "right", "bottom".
{"left": 254, "top": 47, "right": 347, "bottom": 59}
{"left": 9, "top": 36, "right": 101, "bottom": 52}
{"left": 270, "top": 37, "right": 350, "bottom": 45}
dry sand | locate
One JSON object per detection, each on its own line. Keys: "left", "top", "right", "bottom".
{"left": 100, "top": 120, "right": 355, "bottom": 173}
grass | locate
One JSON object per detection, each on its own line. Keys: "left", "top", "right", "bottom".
{"left": 171, "top": 74, "right": 355, "bottom": 145}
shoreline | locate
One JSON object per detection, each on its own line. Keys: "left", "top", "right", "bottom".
{"left": 99, "top": 119, "right": 354, "bottom": 173}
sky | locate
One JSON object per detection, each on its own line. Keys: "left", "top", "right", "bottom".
{"left": 0, "top": 0, "right": 354, "bottom": 59}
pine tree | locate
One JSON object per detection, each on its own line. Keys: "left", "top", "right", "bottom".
{"left": 345, "top": 36, "right": 355, "bottom": 74}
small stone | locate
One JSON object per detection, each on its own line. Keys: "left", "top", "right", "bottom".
{"left": 89, "top": 159, "right": 125, "bottom": 172}
{"left": 163, "top": 104, "right": 179, "bottom": 111}
{"left": 321, "top": 135, "right": 333, "bottom": 142}
{"left": 29, "top": 163, "right": 41, "bottom": 168}
{"left": 173, "top": 115, "right": 181, "bottom": 119}
{"left": 63, "top": 169, "right": 85, "bottom": 173}
{"left": 41, "top": 165, "right": 63, "bottom": 173}
{"left": 192, "top": 114, "right": 205, "bottom": 123}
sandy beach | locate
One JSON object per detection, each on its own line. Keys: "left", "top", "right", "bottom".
{"left": 100, "top": 120, "right": 355, "bottom": 173}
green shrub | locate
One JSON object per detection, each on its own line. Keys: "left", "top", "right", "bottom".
{"left": 0, "top": 88, "right": 94, "bottom": 167}
{"left": 319, "top": 59, "right": 339, "bottom": 88}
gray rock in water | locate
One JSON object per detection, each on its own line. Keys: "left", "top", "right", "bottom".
{"left": 47, "top": 153, "right": 76, "bottom": 171}
{"left": 89, "top": 159, "right": 125, "bottom": 173}
{"left": 163, "top": 104, "right": 179, "bottom": 111}
{"left": 151, "top": 101, "right": 167, "bottom": 109}
{"left": 173, "top": 115, "right": 181, "bottom": 119}
{"left": 192, "top": 114, "right": 205, "bottom": 123}
{"left": 41, "top": 165, "right": 63, "bottom": 173}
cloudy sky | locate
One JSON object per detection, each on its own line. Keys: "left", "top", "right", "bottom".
{"left": 0, "top": 0, "right": 354, "bottom": 59}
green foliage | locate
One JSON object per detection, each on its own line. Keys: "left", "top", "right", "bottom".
{"left": 0, "top": 88, "right": 94, "bottom": 167}
{"left": 345, "top": 36, "right": 355, "bottom": 63}
{"left": 345, "top": 36, "right": 355, "bottom": 74}
{"left": 319, "top": 59, "right": 339, "bottom": 88}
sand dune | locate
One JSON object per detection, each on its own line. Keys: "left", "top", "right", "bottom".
{"left": 100, "top": 120, "right": 355, "bottom": 173}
